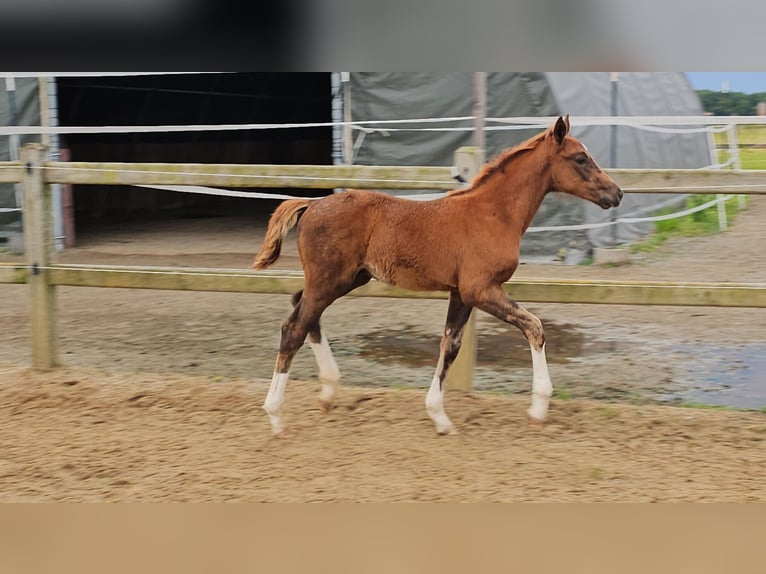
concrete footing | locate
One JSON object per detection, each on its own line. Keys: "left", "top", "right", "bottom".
{"left": 593, "top": 247, "right": 630, "bottom": 266}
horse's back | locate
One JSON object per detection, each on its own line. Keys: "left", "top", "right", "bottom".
{"left": 297, "top": 190, "right": 459, "bottom": 291}
{"left": 304, "top": 189, "right": 402, "bottom": 216}
{"left": 296, "top": 190, "right": 396, "bottom": 264}
{"left": 300, "top": 189, "right": 419, "bottom": 233}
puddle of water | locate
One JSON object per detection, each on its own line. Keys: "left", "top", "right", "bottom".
{"left": 355, "top": 322, "right": 615, "bottom": 369}
{"left": 667, "top": 343, "right": 766, "bottom": 410}
{"left": 355, "top": 327, "right": 439, "bottom": 369}
{"left": 356, "top": 324, "right": 766, "bottom": 411}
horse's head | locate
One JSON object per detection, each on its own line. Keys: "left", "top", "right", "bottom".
{"left": 545, "top": 115, "right": 623, "bottom": 209}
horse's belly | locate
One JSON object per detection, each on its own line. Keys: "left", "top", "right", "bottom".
{"left": 367, "top": 263, "right": 450, "bottom": 292}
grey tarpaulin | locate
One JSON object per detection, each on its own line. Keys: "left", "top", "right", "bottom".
{"left": 346, "top": 72, "right": 711, "bottom": 261}
{"left": 0, "top": 77, "right": 40, "bottom": 237}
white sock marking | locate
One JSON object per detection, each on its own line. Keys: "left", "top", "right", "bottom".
{"left": 309, "top": 332, "right": 339, "bottom": 406}
{"left": 527, "top": 343, "right": 553, "bottom": 421}
{"left": 263, "top": 371, "right": 289, "bottom": 435}
{"left": 425, "top": 357, "right": 455, "bottom": 434}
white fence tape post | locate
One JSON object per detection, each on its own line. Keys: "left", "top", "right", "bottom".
{"left": 727, "top": 125, "right": 746, "bottom": 210}
{"left": 716, "top": 195, "right": 728, "bottom": 232}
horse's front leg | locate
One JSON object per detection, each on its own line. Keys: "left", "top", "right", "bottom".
{"left": 468, "top": 285, "right": 553, "bottom": 422}
{"left": 425, "top": 291, "right": 473, "bottom": 435}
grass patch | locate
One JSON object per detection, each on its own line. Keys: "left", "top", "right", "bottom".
{"left": 655, "top": 194, "right": 739, "bottom": 236}
{"left": 678, "top": 402, "right": 765, "bottom": 413}
{"left": 628, "top": 128, "right": 763, "bottom": 254}
{"left": 715, "top": 126, "right": 766, "bottom": 168}
{"left": 679, "top": 402, "right": 733, "bottom": 411}
{"left": 717, "top": 148, "right": 766, "bottom": 170}
{"left": 629, "top": 193, "right": 741, "bottom": 254}
{"left": 712, "top": 124, "right": 766, "bottom": 148}
{"left": 630, "top": 231, "right": 670, "bottom": 254}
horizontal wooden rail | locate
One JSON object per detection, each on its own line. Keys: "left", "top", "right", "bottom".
{"left": 3, "top": 263, "right": 765, "bottom": 307}
{"left": 2, "top": 161, "right": 766, "bottom": 193}
{"left": 0, "top": 164, "right": 24, "bottom": 184}
{"left": 43, "top": 162, "right": 459, "bottom": 190}
{"left": 611, "top": 169, "right": 766, "bottom": 194}
{"left": 0, "top": 262, "right": 27, "bottom": 284}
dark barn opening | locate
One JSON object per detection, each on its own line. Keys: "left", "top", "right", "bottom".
{"left": 56, "top": 73, "right": 333, "bottom": 237}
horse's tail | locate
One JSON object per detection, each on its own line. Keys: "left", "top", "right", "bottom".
{"left": 252, "top": 199, "right": 311, "bottom": 269}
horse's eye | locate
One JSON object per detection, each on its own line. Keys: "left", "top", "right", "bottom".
{"left": 575, "top": 156, "right": 588, "bottom": 166}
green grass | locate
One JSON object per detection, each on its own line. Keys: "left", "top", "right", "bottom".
{"left": 629, "top": 193, "right": 741, "bottom": 254}
{"left": 656, "top": 194, "right": 740, "bottom": 235}
{"left": 626, "top": 131, "right": 766, "bottom": 255}
{"left": 679, "top": 402, "right": 734, "bottom": 411}
{"left": 630, "top": 230, "right": 670, "bottom": 254}
{"left": 712, "top": 124, "right": 766, "bottom": 147}
{"left": 678, "top": 402, "right": 766, "bottom": 413}
{"left": 718, "top": 148, "right": 766, "bottom": 170}
{"left": 714, "top": 125, "right": 766, "bottom": 168}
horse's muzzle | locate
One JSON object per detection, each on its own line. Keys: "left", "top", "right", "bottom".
{"left": 598, "top": 186, "right": 623, "bottom": 209}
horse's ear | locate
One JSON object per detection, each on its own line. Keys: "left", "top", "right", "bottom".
{"left": 553, "top": 115, "right": 568, "bottom": 145}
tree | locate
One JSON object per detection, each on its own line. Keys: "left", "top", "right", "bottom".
{"left": 697, "top": 89, "right": 766, "bottom": 115}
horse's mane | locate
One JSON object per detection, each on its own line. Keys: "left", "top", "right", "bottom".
{"left": 448, "top": 129, "right": 549, "bottom": 196}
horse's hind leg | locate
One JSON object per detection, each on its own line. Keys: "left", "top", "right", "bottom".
{"left": 291, "top": 270, "right": 372, "bottom": 413}
{"left": 425, "top": 291, "right": 473, "bottom": 435}
{"left": 468, "top": 285, "right": 553, "bottom": 422}
{"left": 264, "top": 271, "right": 372, "bottom": 434}
{"left": 263, "top": 293, "right": 331, "bottom": 436}
{"left": 291, "top": 290, "right": 339, "bottom": 413}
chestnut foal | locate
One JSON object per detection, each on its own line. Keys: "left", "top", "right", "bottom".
{"left": 253, "top": 116, "right": 622, "bottom": 436}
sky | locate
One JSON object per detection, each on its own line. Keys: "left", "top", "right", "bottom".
{"left": 685, "top": 72, "right": 766, "bottom": 93}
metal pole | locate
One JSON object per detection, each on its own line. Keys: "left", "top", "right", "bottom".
{"left": 473, "top": 72, "right": 486, "bottom": 150}
{"left": 330, "top": 72, "right": 344, "bottom": 168}
{"left": 610, "top": 72, "right": 619, "bottom": 247}
{"left": 341, "top": 72, "right": 353, "bottom": 165}
{"left": 38, "top": 76, "right": 65, "bottom": 250}
{"left": 5, "top": 77, "right": 22, "bottom": 212}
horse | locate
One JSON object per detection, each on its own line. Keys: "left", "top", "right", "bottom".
{"left": 252, "top": 115, "right": 623, "bottom": 437}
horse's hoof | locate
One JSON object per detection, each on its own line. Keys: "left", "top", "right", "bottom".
{"left": 526, "top": 405, "right": 548, "bottom": 424}
{"left": 318, "top": 398, "right": 334, "bottom": 414}
{"left": 527, "top": 415, "right": 545, "bottom": 428}
{"left": 436, "top": 425, "right": 459, "bottom": 436}
{"left": 272, "top": 427, "right": 291, "bottom": 439}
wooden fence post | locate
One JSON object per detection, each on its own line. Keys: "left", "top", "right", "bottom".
{"left": 21, "top": 143, "right": 58, "bottom": 369}
{"left": 445, "top": 146, "right": 484, "bottom": 391}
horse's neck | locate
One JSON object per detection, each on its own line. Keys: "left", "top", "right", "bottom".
{"left": 473, "top": 162, "right": 550, "bottom": 233}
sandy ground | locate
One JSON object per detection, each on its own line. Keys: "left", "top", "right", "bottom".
{"left": 1, "top": 364, "right": 764, "bottom": 502}
{"left": 0, "top": 196, "right": 764, "bottom": 501}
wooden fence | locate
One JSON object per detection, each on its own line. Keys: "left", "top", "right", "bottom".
{"left": 2, "top": 143, "right": 766, "bottom": 390}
